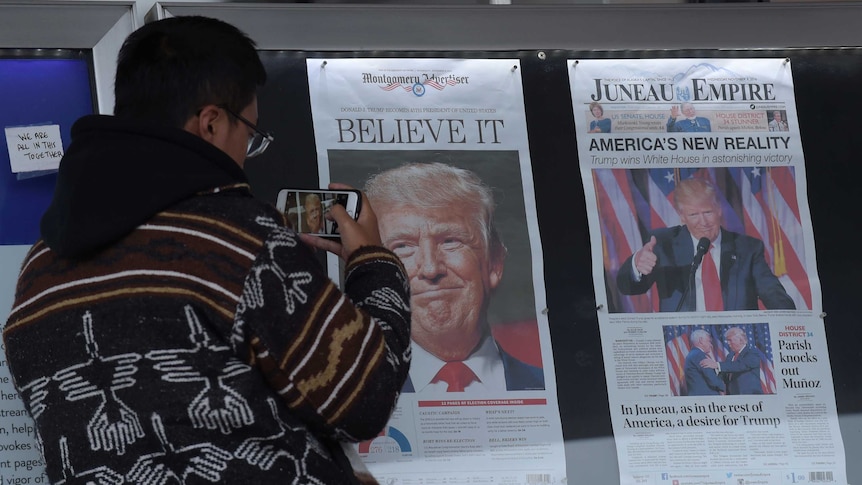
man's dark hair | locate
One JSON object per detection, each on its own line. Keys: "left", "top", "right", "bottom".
{"left": 114, "top": 16, "right": 267, "bottom": 127}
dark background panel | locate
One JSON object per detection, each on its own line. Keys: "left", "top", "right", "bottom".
{"left": 517, "top": 53, "right": 612, "bottom": 439}
{"left": 786, "top": 49, "right": 862, "bottom": 415}
{"left": 246, "top": 52, "right": 318, "bottom": 203}
{"left": 248, "top": 47, "right": 862, "bottom": 456}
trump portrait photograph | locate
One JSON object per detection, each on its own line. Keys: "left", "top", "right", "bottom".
{"left": 329, "top": 150, "right": 545, "bottom": 394}
{"left": 595, "top": 166, "right": 811, "bottom": 313}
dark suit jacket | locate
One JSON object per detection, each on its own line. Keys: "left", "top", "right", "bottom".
{"left": 617, "top": 226, "right": 796, "bottom": 312}
{"left": 667, "top": 116, "right": 711, "bottom": 132}
{"left": 683, "top": 347, "right": 725, "bottom": 395}
{"left": 720, "top": 345, "right": 763, "bottom": 395}
{"left": 401, "top": 346, "right": 544, "bottom": 393}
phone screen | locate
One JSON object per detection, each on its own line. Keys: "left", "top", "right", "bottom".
{"left": 276, "top": 189, "right": 360, "bottom": 238}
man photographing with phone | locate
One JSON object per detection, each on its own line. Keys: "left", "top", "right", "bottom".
{"left": 277, "top": 188, "right": 361, "bottom": 239}
{"left": 616, "top": 177, "right": 795, "bottom": 312}
{"left": 4, "top": 16, "right": 410, "bottom": 485}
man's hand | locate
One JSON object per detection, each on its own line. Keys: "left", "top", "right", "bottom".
{"left": 299, "top": 183, "right": 382, "bottom": 260}
{"left": 670, "top": 105, "right": 680, "bottom": 119}
{"left": 700, "top": 357, "right": 719, "bottom": 370}
{"left": 634, "top": 236, "right": 658, "bottom": 276}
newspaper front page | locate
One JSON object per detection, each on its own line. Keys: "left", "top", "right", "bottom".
{"left": 306, "top": 57, "right": 566, "bottom": 484}
{"left": 569, "top": 58, "right": 846, "bottom": 485}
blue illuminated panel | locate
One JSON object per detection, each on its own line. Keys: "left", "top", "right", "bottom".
{"left": 0, "top": 52, "right": 96, "bottom": 245}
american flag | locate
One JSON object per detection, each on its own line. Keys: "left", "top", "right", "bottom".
{"left": 379, "top": 79, "right": 458, "bottom": 93}
{"left": 665, "top": 323, "right": 776, "bottom": 396}
{"left": 423, "top": 78, "right": 459, "bottom": 91}
{"left": 595, "top": 166, "right": 811, "bottom": 313}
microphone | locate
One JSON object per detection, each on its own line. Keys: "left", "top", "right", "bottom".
{"left": 677, "top": 236, "right": 712, "bottom": 312}
{"left": 691, "top": 237, "right": 711, "bottom": 271}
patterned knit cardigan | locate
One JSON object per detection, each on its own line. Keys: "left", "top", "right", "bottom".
{"left": 3, "top": 186, "right": 412, "bottom": 484}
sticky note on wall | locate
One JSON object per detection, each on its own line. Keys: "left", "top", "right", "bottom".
{"left": 4, "top": 124, "right": 64, "bottom": 173}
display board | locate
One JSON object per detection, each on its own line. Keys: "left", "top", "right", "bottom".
{"left": 0, "top": 2, "right": 857, "bottom": 484}
{"left": 234, "top": 46, "right": 861, "bottom": 485}
{"left": 152, "top": 3, "right": 862, "bottom": 483}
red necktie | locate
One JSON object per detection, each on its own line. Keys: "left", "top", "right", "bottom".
{"left": 431, "top": 362, "right": 479, "bottom": 392}
{"left": 702, "top": 244, "right": 723, "bottom": 311}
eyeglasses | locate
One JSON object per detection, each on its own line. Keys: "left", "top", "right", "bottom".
{"left": 218, "top": 105, "right": 274, "bottom": 158}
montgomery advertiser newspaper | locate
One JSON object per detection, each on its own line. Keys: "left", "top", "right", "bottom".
{"left": 569, "top": 58, "right": 847, "bottom": 485}
{"left": 306, "top": 57, "right": 566, "bottom": 484}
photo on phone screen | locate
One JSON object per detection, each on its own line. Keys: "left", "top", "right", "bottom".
{"left": 275, "top": 189, "right": 361, "bottom": 238}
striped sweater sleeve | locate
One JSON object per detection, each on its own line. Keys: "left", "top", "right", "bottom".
{"left": 235, "top": 226, "right": 411, "bottom": 441}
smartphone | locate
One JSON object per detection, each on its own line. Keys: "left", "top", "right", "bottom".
{"left": 275, "top": 188, "right": 362, "bottom": 238}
